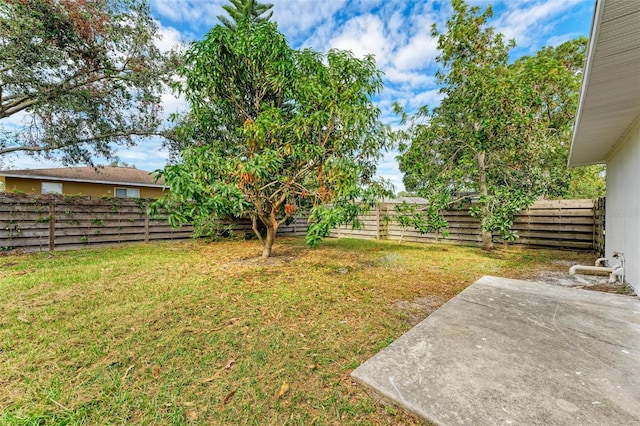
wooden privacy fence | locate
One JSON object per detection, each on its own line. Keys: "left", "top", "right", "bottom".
{"left": 331, "top": 199, "right": 599, "bottom": 251}
{"left": 1, "top": 194, "right": 193, "bottom": 252}
{"left": 1, "top": 194, "right": 603, "bottom": 253}
{"left": 0, "top": 193, "right": 309, "bottom": 253}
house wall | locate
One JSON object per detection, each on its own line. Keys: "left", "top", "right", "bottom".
{"left": 606, "top": 117, "right": 640, "bottom": 293}
{"left": 2, "top": 177, "right": 165, "bottom": 199}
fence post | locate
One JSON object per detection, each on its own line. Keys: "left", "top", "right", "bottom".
{"left": 375, "top": 203, "right": 381, "bottom": 240}
{"left": 48, "top": 198, "right": 56, "bottom": 252}
{"left": 144, "top": 205, "right": 150, "bottom": 243}
{"left": 594, "top": 197, "right": 605, "bottom": 257}
{"left": 593, "top": 198, "right": 597, "bottom": 254}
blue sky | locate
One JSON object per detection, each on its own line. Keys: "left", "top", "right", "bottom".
{"left": 4, "top": 0, "right": 595, "bottom": 191}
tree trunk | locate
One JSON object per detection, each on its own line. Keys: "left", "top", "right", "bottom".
{"left": 261, "top": 225, "right": 276, "bottom": 259}
{"left": 477, "top": 151, "right": 494, "bottom": 251}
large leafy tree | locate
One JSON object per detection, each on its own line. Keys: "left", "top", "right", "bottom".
{"left": 511, "top": 37, "right": 604, "bottom": 200}
{"left": 156, "top": 19, "right": 390, "bottom": 258}
{"left": 398, "top": 0, "right": 529, "bottom": 250}
{"left": 0, "top": 0, "right": 179, "bottom": 165}
{"left": 397, "top": 0, "right": 594, "bottom": 250}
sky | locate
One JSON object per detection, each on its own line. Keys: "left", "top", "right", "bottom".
{"left": 4, "top": 0, "right": 595, "bottom": 192}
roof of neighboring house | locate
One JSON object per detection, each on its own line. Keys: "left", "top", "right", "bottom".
{"left": 384, "top": 197, "right": 430, "bottom": 204}
{"left": 0, "top": 166, "right": 165, "bottom": 187}
{"left": 568, "top": 0, "right": 640, "bottom": 166}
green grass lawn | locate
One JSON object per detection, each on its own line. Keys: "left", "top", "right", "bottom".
{"left": 0, "top": 237, "right": 595, "bottom": 425}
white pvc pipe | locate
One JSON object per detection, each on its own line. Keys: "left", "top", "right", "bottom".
{"left": 569, "top": 265, "right": 614, "bottom": 276}
{"left": 595, "top": 257, "right": 608, "bottom": 267}
{"left": 571, "top": 252, "right": 627, "bottom": 284}
{"left": 609, "top": 265, "right": 624, "bottom": 283}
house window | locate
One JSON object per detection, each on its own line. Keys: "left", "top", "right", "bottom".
{"left": 41, "top": 182, "right": 63, "bottom": 194}
{"left": 114, "top": 187, "right": 140, "bottom": 198}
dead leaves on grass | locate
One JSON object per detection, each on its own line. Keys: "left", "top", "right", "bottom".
{"left": 194, "top": 358, "right": 237, "bottom": 387}
{"left": 275, "top": 382, "right": 290, "bottom": 400}
{"left": 121, "top": 364, "right": 135, "bottom": 381}
{"left": 224, "top": 359, "right": 235, "bottom": 371}
{"left": 221, "top": 390, "right": 236, "bottom": 409}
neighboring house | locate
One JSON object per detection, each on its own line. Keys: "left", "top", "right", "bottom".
{"left": 0, "top": 166, "right": 166, "bottom": 199}
{"left": 569, "top": 0, "right": 640, "bottom": 294}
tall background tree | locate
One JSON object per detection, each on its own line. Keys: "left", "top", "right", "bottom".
{"left": 156, "top": 17, "right": 390, "bottom": 258}
{"left": 217, "top": 0, "right": 273, "bottom": 29}
{"left": 397, "top": 0, "right": 598, "bottom": 250}
{"left": 0, "top": 0, "right": 179, "bottom": 165}
{"left": 511, "top": 36, "right": 604, "bottom": 200}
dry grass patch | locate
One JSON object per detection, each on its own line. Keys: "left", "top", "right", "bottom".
{"left": 0, "top": 237, "right": 595, "bottom": 425}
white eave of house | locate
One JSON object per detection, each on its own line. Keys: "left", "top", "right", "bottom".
{"left": 568, "top": 0, "right": 640, "bottom": 167}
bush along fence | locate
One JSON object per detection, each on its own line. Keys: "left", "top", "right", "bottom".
{"left": 331, "top": 198, "right": 603, "bottom": 252}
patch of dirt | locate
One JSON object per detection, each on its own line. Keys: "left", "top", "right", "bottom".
{"left": 395, "top": 263, "right": 636, "bottom": 326}
{"left": 233, "top": 251, "right": 301, "bottom": 266}
{"left": 583, "top": 282, "right": 636, "bottom": 295}
{"left": 394, "top": 295, "right": 449, "bottom": 326}
{"left": 530, "top": 270, "right": 636, "bottom": 296}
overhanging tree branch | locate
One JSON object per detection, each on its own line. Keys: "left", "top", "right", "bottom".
{"left": 0, "top": 130, "right": 175, "bottom": 155}
{"left": 0, "top": 0, "right": 179, "bottom": 164}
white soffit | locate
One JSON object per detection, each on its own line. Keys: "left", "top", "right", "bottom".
{"left": 568, "top": 0, "right": 640, "bottom": 166}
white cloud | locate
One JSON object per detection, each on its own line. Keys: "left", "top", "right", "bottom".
{"left": 1, "top": 111, "right": 30, "bottom": 127}
{"left": 406, "top": 88, "right": 443, "bottom": 109}
{"left": 272, "top": 0, "right": 347, "bottom": 43}
{"left": 377, "top": 150, "right": 404, "bottom": 192}
{"left": 386, "top": 10, "right": 406, "bottom": 41}
{"left": 1, "top": 154, "right": 61, "bottom": 171}
{"left": 161, "top": 92, "right": 189, "bottom": 116}
{"left": 393, "top": 33, "right": 438, "bottom": 71}
{"left": 546, "top": 32, "right": 582, "bottom": 47}
{"left": 151, "top": 0, "right": 222, "bottom": 29}
{"left": 329, "top": 14, "right": 393, "bottom": 66}
{"left": 115, "top": 138, "right": 170, "bottom": 171}
{"left": 156, "top": 23, "right": 189, "bottom": 53}
{"left": 494, "top": 0, "right": 583, "bottom": 48}
{"left": 384, "top": 67, "right": 436, "bottom": 88}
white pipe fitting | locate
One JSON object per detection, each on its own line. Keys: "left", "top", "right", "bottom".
{"left": 595, "top": 257, "right": 608, "bottom": 267}
{"left": 569, "top": 264, "right": 614, "bottom": 276}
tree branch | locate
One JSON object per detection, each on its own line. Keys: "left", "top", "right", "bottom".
{"left": 1, "top": 63, "right": 130, "bottom": 118}
{"left": 1, "top": 97, "right": 39, "bottom": 118}
{"left": 251, "top": 215, "right": 264, "bottom": 245}
{"left": 0, "top": 129, "right": 172, "bottom": 155}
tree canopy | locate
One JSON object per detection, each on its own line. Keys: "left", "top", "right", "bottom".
{"left": 217, "top": 0, "right": 273, "bottom": 29}
{"left": 156, "top": 18, "right": 390, "bottom": 258}
{"left": 397, "top": 0, "right": 593, "bottom": 250}
{"left": 510, "top": 36, "right": 604, "bottom": 200}
{"left": 0, "top": 0, "right": 179, "bottom": 165}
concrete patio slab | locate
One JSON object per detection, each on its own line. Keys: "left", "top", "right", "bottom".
{"left": 352, "top": 276, "right": 640, "bottom": 425}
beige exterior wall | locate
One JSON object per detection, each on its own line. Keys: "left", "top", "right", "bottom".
{"left": 2, "top": 177, "right": 166, "bottom": 199}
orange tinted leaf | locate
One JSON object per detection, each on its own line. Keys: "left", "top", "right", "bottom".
{"left": 221, "top": 390, "right": 236, "bottom": 408}
{"left": 275, "top": 382, "right": 289, "bottom": 400}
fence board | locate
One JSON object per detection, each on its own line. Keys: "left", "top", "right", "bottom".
{"left": 1, "top": 194, "right": 602, "bottom": 253}
{"left": 594, "top": 197, "right": 605, "bottom": 257}
{"left": 331, "top": 199, "right": 599, "bottom": 251}
{"left": 0, "top": 194, "right": 196, "bottom": 252}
